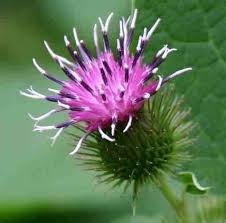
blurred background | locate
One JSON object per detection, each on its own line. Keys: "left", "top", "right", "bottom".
{"left": 0, "top": 0, "right": 226, "bottom": 222}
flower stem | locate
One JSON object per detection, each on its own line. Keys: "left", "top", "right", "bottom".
{"left": 157, "top": 175, "right": 190, "bottom": 223}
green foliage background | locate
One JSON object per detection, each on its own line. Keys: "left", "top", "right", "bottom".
{"left": 0, "top": 0, "right": 225, "bottom": 222}
{"left": 135, "top": 0, "right": 226, "bottom": 194}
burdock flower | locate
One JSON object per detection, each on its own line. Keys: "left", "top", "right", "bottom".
{"left": 21, "top": 9, "right": 192, "bottom": 155}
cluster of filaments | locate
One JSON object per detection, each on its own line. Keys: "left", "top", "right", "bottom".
{"left": 20, "top": 9, "right": 192, "bottom": 155}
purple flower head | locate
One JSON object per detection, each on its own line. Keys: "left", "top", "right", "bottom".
{"left": 21, "top": 9, "right": 192, "bottom": 155}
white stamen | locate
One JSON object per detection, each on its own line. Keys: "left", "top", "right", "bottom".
{"left": 28, "top": 109, "right": 57, "bottom": 123}
{"left": 83, "top": 106, "right": 90, "bottom": 112}
{"left": 98, "top": 86, "right": 104, "bottom": 95}
{"left": 98, "top": 17, "right": 105, "bottom": 32}
{"left": 48, "top": 88, "right": 60, "bottom": 94}
{"left": 146, "top": 18, "right": 161, "bottom": 40}
{"left": 142, "top": 27, "right": 147, "bottom": 40}
{"left": 124, "top": 63, "right": 129, "bottom": 69}
{"left": 131, "top": 9, "right": 138, "bottom": 29}
{"left": 93, "top": 24, "right": 100, "bottom": 55}
{"left": 117, "top": 39, "right": 120, "bottom": 50}
{"left": 126, "top": 16, "right": 130, "bottom": 26}
{"left": 111, "top": 114, "right": 117, "bottom": 136}
{"left": 57, "top": 55, "right": 74, "bottom": 67}
{"left": 105, "top": 12, "right": 114, "bottom": 32}
{"left": 98, "top": 13, "right": 114, "bottom": 32}
{"left": 156, "top": 75, "right": 163, "bottom": 91}
{"left": 156, "top": 44, "right": 168, "bottom": 57}
{"left": 136, "top": 36, "right": 142, "bottom": 51}
{"left": 166, "top": 68, "right": 192, "bottom": 81}
{"left": 50, "top": 128, "right": 64, "bottom": 146}
{"left": 111, "top": 123, "right": 116, "bottom": 136}
{"left": 59, "top": 60, "right": 82, "bottom": 82}
{"left": 119, "top": 21, "right": 123, "bottom": 38}
{"left": 93, "top": 24, "right": 98, "bottom": 47}
{"left": 73, "top": 28, "right": 80, "bottom": 46}
{"left": 123, "top": 18, "right": 128, "bottom": 43}
{"left": 69, "top": 132, "right": 89, "bottom": 155}
{"left": 122, "top": 18, "right": 128, "bottom": 55}
{"left": 162, "top": 48, "right": 177, "bottom": 59}
{"left": 152, "top": 67, "right": 158, "bottom": 74}
{"left": 98, "top": 126, "right": 115, "bottom": 142}
{"left": 118, "top": 84, "right": 125, "bottom": 92}
{"left": 33, "top": 125, "right": 56, "bottom": 132}
{"left": 73, "top": 28, "right": 90, "bottom": 62}
{"left": 80, "top": 40, "right": 85, "bottom": 45}
{"left": 58, "top": 60, "right": 65, "bottom": 69}
{"left": 33, "top": 58, "right": 46, "bottom": 74}
{"left": 27, "top": 86, "right": 44, "bottom": 97}
{"left": 64, "top": 35, "right": 70, "bottom": 46}
{"left": 144, "top": 92, "right": 150, "bottom": 99}
{"left": 57, "top": 55, "right": 75, "bottom": 67}
{"left": 123, "top": 115, "right": 133, "bottom": 133}
{"left": 71, "top": 70, "right": 82, "bottom": 82}
{"left": 58, "top": 101, "right": 70, "bottom": 109}
{"left": 44, "top": 41, "right": 74, "bottom": 67}
{"left": 20, "top": 86, "right": 46, "bottom": 99}
{"left": 20, "top": 91, "right": 43, "bottom": 99}
{"left": 44, "top": 40, "right": 56, "bottom": 58}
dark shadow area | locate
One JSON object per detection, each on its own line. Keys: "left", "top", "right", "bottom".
{"left": 0, "top": 205, "right": 129, "bottom": 223}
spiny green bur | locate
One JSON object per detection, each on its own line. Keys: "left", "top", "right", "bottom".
{"left": 74, "top": 85, "right": 195, "bottom": 205}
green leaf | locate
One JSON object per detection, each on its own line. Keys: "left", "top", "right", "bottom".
{"left": 136, "top": 0, "right": 226, "bottom": 195}
{"left": 177, "top": 172, "right": 209, "bottom": 195}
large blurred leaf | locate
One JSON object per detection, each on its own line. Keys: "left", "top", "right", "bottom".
{"left": 135, "top": 0, "right": 226, "bottom": 194}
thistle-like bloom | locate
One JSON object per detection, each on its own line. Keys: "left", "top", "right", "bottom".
{"left": 21, "top": 9, "right": 192, "bottom": 155}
